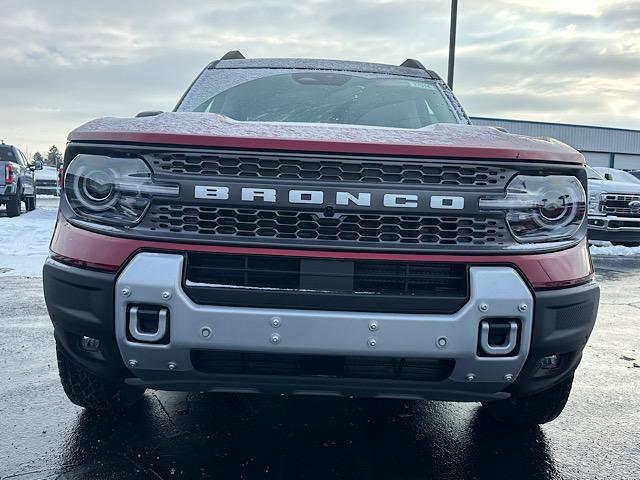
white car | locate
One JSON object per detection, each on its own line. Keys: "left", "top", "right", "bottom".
{"left": 588, "top": 166, "right": 640, "bottom": 246}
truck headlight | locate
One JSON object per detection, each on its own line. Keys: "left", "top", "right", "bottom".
{"left": 65, "top": 154, "right": 179, "bottom": 226}
{"left": 588, "top": 192, "right": 605, "bottom": 216}
{"left": 479, "top": 175, "right": 586, "bottom": 243}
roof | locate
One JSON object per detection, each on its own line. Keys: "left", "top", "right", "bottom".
{"left": 211, "top": 57, "right": 441, "bottom": 80}
{"left": 471, "top": 117, "right": 640, "bottom": 156}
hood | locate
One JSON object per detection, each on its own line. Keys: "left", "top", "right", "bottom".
{"left": 68, "top": 112, "right": 584, "bottom": 164}
{"left": 589, "top": 178, "right": 640, "bottom": 194}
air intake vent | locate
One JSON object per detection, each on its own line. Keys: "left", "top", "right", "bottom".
{"left": 184, "top": 253, "right": 469, "bottom": 314}
{"left": 191, "top": 350, "right": 454, "bottom": 382}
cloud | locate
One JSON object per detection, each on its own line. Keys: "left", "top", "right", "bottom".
{"left": 0, "top": 0, "right": 638, "bottom": 154}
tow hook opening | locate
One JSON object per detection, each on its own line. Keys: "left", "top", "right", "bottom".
{"left": 478, "top": 319, "right": 520, "bottom": 357}
{"left": 127, "top": 305, "right": 170, "bottom": 344}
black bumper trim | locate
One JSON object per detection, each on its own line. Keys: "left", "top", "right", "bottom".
{"left": 588, "top": 227, "right": 640, "bottom": 243}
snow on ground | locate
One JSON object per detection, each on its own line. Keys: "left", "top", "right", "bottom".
{"left": 0, "top": 200, "right": 58, "bottom": 277}
{"left": 589, "top": 242, "right": 640, "bottom": 256}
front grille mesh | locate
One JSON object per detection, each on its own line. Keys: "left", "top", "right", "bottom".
{"left": 147, "top": 152, "right": 513, "bottom": 186}
{"left": 145, "top": 205, "right": 508, "bottom": 247}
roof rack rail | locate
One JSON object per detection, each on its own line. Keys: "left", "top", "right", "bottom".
{"left": 220, "top": 50, "right": 246, "bottom": 60}
{"left": 400, "top": 58, "right": 426, "bottom": 70}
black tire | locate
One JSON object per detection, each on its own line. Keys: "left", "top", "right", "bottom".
{"left": 6, "top": 192, "right": 21, "bottom": 217}
{"left": 482, "top": 374, "right": 574, "bottom": 426}
{"left": 611, "top": 241, "right": 640, "bottom": 247}
{"left": 56, "top": 341, "right": 145, "bottom": 411}
{"left": 25, "top": 194, "right": 36, "bottom": 212}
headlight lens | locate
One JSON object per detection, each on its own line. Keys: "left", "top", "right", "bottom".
{"left": 588, "top": 192, "right": 605, "bottom": 216}
{"left": 479, "top": 175, "right": 586, "bottom": 243}
{"left": 65, "top": 154, "right": 178, "bottom": 226}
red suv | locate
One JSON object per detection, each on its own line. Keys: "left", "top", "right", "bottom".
{"left": 44, "top": 52, "right": 599, "bottom": 426}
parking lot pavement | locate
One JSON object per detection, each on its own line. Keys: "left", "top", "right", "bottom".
{"left": 0, "top": 257, "right": 639, "bottom": 479}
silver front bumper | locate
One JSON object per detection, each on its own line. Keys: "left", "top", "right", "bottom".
{"left": 589, "top": 214, "right": 640, "bottom": 231}
{"left": 115, "top": 253, "right": 534, "bottom": 398}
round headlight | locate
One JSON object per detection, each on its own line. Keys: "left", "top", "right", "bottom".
{"left": 479, "top": 175, "right": 586, "bottom": 244}
{"left": 64, "top": 154, "right": 178, "bottom": 227}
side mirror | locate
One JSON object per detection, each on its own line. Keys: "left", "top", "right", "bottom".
{"left": 604, "top": 173, "right": 614, "bottom": 181}
{"left": 136, "top": 110, "right": 163, "bottom": 118}
{"left": 29, "top": 160, "right": 44, "bottom": 171}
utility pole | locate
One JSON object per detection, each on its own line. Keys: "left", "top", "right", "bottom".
{"left": 447, "top": 0, "right": 458, "bottom": 90}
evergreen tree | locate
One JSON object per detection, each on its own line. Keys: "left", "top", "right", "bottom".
{"left": 32, "top": 152, "right": 44, "bottom": 165}
{"left": 46, "top": 145, "right": 62, "bottom": 166}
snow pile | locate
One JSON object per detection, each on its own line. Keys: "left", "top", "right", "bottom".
{"left": 589, "top": 242, "right": 640, "bottom": 256}
{"left": 0, "top": 207, "right": 57, "bottom": 277}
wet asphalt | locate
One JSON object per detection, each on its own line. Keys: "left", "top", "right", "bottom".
{"left": 1, "top": 257, "right": 639, "bottom": 479}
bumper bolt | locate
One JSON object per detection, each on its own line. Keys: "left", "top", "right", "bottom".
{"left": 161, "top": 291, "right": 172, "bottom": 300}
{"left": 478, "top": 303, "right": 488, "bottom": 312}
{"left": 465, "top": 373, "right": 476, "bottom": 382}
{"left": 368, "top": 338, "right": 377, "bottom": 347}
{"left": 122, "top": 287, "right": 131, "bottom": 297}
{"left": 368, "top": 321, "right": 378, "bottom": 331}
{"left": 201, "top": 327, "right": 212, "bottom": 338}
{"left": 504, "top": 373, "right": 514, "bottom": 382}
{"left": 271, "top": 317, "right": 281, "bottom": 328}
{"left": 518, "top": 303, "right": 528, "bottom": 312}
{"left": 128, "top": 359, "right": 138, "bottom": 367}
{"left": 167, "top": 362, "right": 177, "bottom": 370}
{"left": 271, "top": 333, "right": 281, "bottom": 344}
{"left": 436, "top": 336, "right": 448, "bottom": 349}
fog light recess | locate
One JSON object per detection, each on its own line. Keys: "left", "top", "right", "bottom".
{"left": 80, "top": 336, "right": 101, "bottom": 352}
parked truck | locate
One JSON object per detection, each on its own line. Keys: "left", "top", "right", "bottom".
{"left": 0, "top": 142, "right": 41, "bottom": 217}
{"left": 44, "top": 53, "right": 600, "bottom": 426}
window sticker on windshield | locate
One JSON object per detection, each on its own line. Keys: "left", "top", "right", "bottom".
{"left": 407, "top": 81, "right": 434, "bottom": 90}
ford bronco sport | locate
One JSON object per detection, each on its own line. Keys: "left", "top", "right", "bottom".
{"left": 44, "top": 52, "right": 600, "bottom": 426}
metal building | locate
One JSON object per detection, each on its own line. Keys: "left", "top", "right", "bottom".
{"left": 470, "top": 117, "right": 640, "bottom": 169}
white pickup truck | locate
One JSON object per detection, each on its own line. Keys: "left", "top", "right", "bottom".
{"left": 587, "top": 166, "right": 640, "bottom": 246}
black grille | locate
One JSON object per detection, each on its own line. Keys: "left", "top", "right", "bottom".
{"left": 184, "top": 253, "right": 469, "bottom": 314}
{"left": 191, "top": 350, "right": 454, "bottom": 382}
{"left": 602, "top": 194, "right": 640, "bottom": 217}
{"left": 147, "top": 151, "right": 514, "bottom": 186}
{"left": 145, "top": 205, "right": 508, "bottom": 248}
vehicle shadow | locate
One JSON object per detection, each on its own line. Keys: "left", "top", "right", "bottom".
{"left": 55, "top": 392, "right": 560, "bottom": 480}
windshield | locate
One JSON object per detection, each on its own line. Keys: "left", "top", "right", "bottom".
{"left": 586, "top": 166, "right": 604, "bottom": 180}
{"left": 593, "top": 167, "right": 640, "bottom": 184}
{"left": 0, "top": 146, "right": 16, "bottom": 163}
{"left": 191, "top": 72, "right": 459, "bottom": 129}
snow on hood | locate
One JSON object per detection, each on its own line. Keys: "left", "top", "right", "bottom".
{"left": 69, "top": 112, "right": 583, "bottom": 162}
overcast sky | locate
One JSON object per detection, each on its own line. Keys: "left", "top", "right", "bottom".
{"left": 0, "top": 0, "right": 638, "bottom": 155}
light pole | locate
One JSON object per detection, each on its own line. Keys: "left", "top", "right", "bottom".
{"left": 447, "top": 0, "right": 458, "bottom": 90}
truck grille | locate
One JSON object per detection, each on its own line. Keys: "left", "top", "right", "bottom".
{"left": 184, "top": 252, "right": 469, "bottom": 314}
{"left": 144, "top": 205, "right": 508, "bottom": 249}
{"left": 602, "top": 194, "right": 640, "bottom": 217}
{"left": 146, "top": 151, "right": 514, "bottom": 187}
{"left": 191, "top": 350, "right": 454, "bottom": 382}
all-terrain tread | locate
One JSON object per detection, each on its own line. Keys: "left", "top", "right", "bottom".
{"left": 482, "top": 374, "right": 574, "bottom": 426}
{"left": 56, "top": 342, "right": 144, "bottom": 411}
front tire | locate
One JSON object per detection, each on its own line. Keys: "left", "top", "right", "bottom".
{"left": 25, "top": 194, "right": 36, "bottom": 212}
{"left": 482, "top": 374, "right": 574, "bottom": 426}
{"left": 56, "top": 341, "right": 145, "bottom": 411}
{"left": 6, "top": 192, "right": 21, "bottom": 217}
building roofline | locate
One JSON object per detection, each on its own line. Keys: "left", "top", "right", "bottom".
{"left": 471, "top": 116, "right": 640, "bottom": 135}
